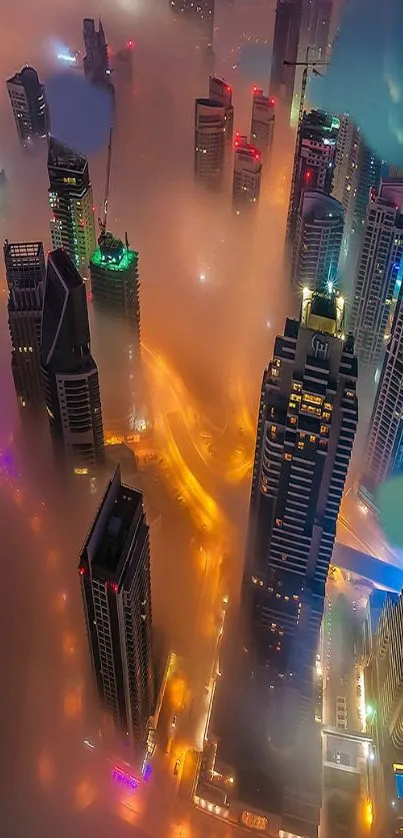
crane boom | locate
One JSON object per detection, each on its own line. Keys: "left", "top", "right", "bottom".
{"left": 98, "top": 126, "right": 113, "bottom": 240}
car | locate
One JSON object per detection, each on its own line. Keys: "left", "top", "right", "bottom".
{"left": 173, "top": 759, "right": 180, "bottom": 776}
{"left": 171, "top": 714, "right": 177, "bottom": 730}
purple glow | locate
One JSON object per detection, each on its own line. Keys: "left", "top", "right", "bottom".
{"left": 112, "top": 766, "right": 139, "bottom": 791}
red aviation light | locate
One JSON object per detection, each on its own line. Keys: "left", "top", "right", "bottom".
{"left": 253, "top": 85, "right": 258, "bottom": 93}
{"left": 79, "top": 567, "right": 85, "bottom": 576}
{"left": 269, "top": 97, "right": 275, "bottom": 106}
{"left": 226, "top": 85, "right": 231, "bottom": 93}
{"left": 127, "top": 40, "right": 134, "bottom": 48}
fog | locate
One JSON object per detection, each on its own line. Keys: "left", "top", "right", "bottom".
{"left": 0, "top": 0, "right": 292, "bottom": 834}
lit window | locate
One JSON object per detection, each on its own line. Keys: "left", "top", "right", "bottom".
{"left": 284, "top": 453, "right": 292, "bottom": 461}
{"left": 297, "top": 441, "right": 304, "bottom": 449}
{"left": 323, "top": 411, "right": 331, "bottom": 420}
{"left": 309, "top": 434, "right": 316, "bottom": 443}
{"left": 324, "top": 402, "right": 332, "bottom": 410}
{"left": 320, "top": 424, "right": 328, "bottom": 434}
{"left": 290, "top": 416, "right": 297, "bottom": 424}
{"left": 271, "top": 425, "right": 276, "bottom": 433}
{"left": 275, "top": 518, "right": 283, "bottom": 526}
{"left": 303, "top": 393, "right": 322, "bottom": 405}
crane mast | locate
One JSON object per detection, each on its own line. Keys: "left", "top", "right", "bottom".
{"left": 98, "top": 125, "right": 113, "bottom": 244}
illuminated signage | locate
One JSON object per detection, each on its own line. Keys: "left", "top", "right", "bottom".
{"left": 112, "top": 766, "right": 139, "bottom": 791}
{"left": 241, "top": 811, "right": 267, "bottom": 831}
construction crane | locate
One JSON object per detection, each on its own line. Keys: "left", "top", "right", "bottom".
{"left": 98, "top": 125, "right": 113, "bottom": 242}
{"left": 284, "top": 48, "right": 329, "bottom": 242}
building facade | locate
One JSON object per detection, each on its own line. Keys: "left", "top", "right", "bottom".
{"left": 4, "top": 240, "right": 46, "bottom": 409}
{"left": 41, "top": 248, "right": 104, "bottom": 471}
{"left": 169, "top": 0, "right": 215, "bottom": 48}
{"left": 291, "top": 190, "right": 344, "bottom": 291}
{"left": 79, "top": 466, "right": 154, "bottom": 751}
{"left": 360, "top": 287, "right": 403, "bottom": 507}
{"left": 194, "top": 98, "right": 226, "bottom": 187}
{"left": 208, "top": 75, "right": 234, "bottom": 151}
{"left": 90, "top": 232, "right": 141, "bottom": 434}
{"left": 245, "top": 288, "right": 358, "bottom": 678}
{"left": 250, "top": 88, "right": 275, "bottom": 159}
{"left": 269, "top": 0, "right": 302, "bottom": 126}
{"left": 48, "top": 137, "right": 97, "bottom": 275}
{"left": 6, "top": 65, "right": 49, "bottom": 147}
{"left": 349, "top": 179, "right": 403, "bottom": 375}
{"left": 286, "top": 109, "right": 339, "bottom": 245}
{"left": 232, "top": 135, "right": 262, "bottom": 209}
{"left": 83, "top": 18, "right": 110, "bottom": 86}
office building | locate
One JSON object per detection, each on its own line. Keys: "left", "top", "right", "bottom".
{"left": 250, "top": 88, "right": 275, "bottom": 159}
{"left": 4, "top": 240, "right": 46, "bottom": 409}
{"left": 349, "top": 179, "right": 403, "bottom": 375}
{"left": 41, "top": 249, "right": 104, "bottom": 471}
{"left": 194, "top": 98, "right": 226, "bottom": 187}
{"left": 232, "top": 135, "right": 262, "bottom": 209}
{"left": 83, "top": 18, "right": 111, "bottom": 87}
{"left": 245, "top": 287, "right": 357, "bottom": 677}
{"left": 291, "top": 190, "right": 344, "bottom": 291}
{"left": 79, "top": 466, "right": 154, "bottom": 750}
{"left": 6, "top": 65, "right": 49, "bottom": 146}
{"left": 208, "top": 75, "right": 233, "bottom": 150}
{"left": 269, "top": 0, "right": 302, "bottom": 126}
{"left": 300, "top": 0, "right": 333, "bottom": 62}
{"left": 360, "top": 288, "right": 403, "bottom": 509}
{"left": 90, "top": 232, "right": 141, "bottom": 433}
{"left": 353, "top": 140, "right": 382, "bottom": 233}
{"left": 332, "top": 115, "right": 360, "bottom": 236}
{"left": 169, "top": 0, "right": 215, "bottom": 48}
{"left": 287, "top": 109, "right": 339, "bottom": 245}
{"left": 48, "top": 137, "right": 97, "bottom": 275}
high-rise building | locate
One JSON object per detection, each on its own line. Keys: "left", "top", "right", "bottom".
{"left": 250, "top": 87, "right": 275, "bottom": 159}
{"left": 270, "top": 0, "right": 302, "bottom": 126}
{"left": 287, "top": 109, "right": 339, "bottom": 245}
{"left": 90, "top": 232, "right": 141, "bottom": 433}
{"left": 6, "top": 65, "right": 49, "bottom": 147}
{"left": 349, "top": 178, "right": 403, "bottom": 375}
{"left": 79, "top": 466, "right": 154, "bottom": 751}
{"left": 41, "top": 248, "right": 104, "bottom": 471}
{"left": 353, "top": 140, "right": 382, "bottom": 233}
{"left": 300, "top": 0, "right": 333, "bottom": 61}
{"left": 360, "top": 287, "right": 403, "bottom": 509}
{"left": 208, "top": 75, "right": 233, "bottom": 150}
{"left": 169, "top": 0, "right": 215, "bottom": 49}
{"left": 232, "top": 135, "right": 262, "bottom": 209}
{"left": 194, "top": 98, "right": 226, "bottom": 187}
{"left": 83, "top": 18, "right": 111, "bottom": 87}
{"left": 4, "top": 240, "right": 46, "bottom": 409}
{"left": 291, "top": 190, "right": 344, "bottom": 291}
{"left": 47, "top": 137, "right": 97, "bottom": 275}
{"left": 245, "top": 287, "right": 357, "bottom": 677}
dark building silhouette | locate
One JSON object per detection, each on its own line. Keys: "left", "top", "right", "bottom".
{"left": 47, "top": 137, "right": 96, "bottom": 275}
{"left": 79, "top": 466, "right": 154, "bottom": 752}
{"left": 250, "top": 88, "right": 275, "bottom": 159}
{"left": 269, "top": 0, "right": 302, "bottom": 125}
{"left": 4, "top": 240, "right": 46, "bottom": 409}
{"left": 83, "top": 18, "right": 111, "bottom": 87}
{"left": 41, "top": 248, "right": 104, "bottom": 472}
{"left": 6, "top": 65, "right": 49, "bottom": 146}
{"left": 169, "top": 0, "right": 215, "bottom": 49}
{"left": 194, "top": 98, "right": 226, "bottom": 188}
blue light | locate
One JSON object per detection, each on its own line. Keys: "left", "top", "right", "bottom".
{"left": 143, "top": 763, "right": 152, "bottom": 782}
{"left": 112, "top": 767, "right": 139, "bottom": 792}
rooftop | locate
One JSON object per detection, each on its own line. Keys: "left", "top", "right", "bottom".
{"left": 47, "top": 137, "right": 88, "bottom": 173}
{"left": 90, "top": 233, "right": 138, "bottom": 272}
{"left": 93, "top": 484, "right": 141, "bottom": 575}
{"left": 48, "top": 248, "right": 83, "bottom": 289}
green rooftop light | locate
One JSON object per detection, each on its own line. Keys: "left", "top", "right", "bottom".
{"left": 90, "top": 246, "right": 138, "bottom": 272}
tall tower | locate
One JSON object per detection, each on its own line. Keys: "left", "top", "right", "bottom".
{"left": 232, "top": 135, "right": 262, "bottom": 210}
{"left": 245, "top": 287, "right": 357, "bottom": 677}
{"left": 90, "top": 232, "right": 141, "bottom": 434}
{"left": 269, "top": 0, "right": 302, "bottom": 126}
{"left": 349, "top": 178, "right": 403, "bottom": 376}
{"left": 286, "top": 109, "right": 339, "bottom": 245}
{"left": 291, "top": 191, "right": 344, "bottom": 291}
{"left": 194, "top": 98, "right": 226, "bottom": 188}
{"left": 208, "top": 75, "right": 234, "bottom": 151}
{"left": 83, "top": 18, "right": 110, "bottom": 86}
{"left": 47, "top": 137, "right": 97, "bottom": 276}
{"left": 300, "top": 0, "right": 333, "bottom": 61}
{"left": 79, "top": 466, "right": 154, "bottom": 752}
{"left": 360, "top": 287, "right": 403, "bottom": 510}
{"left": 4, "top": 240, "right": 46, "bottom": 409}
{"left": 41, "top": 249, "right": 104, "bottom": 472}
{"left": 250, "top": 88, "right": 275, "bottom": 160}
{"left": 6, "top": 65, "right": 49, "bottom": 147}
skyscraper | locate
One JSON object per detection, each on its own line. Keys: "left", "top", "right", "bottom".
{"left": 250, "top": 88, "right": 275, "bottom": 159}
{"left": 194, "top": 98, "right": 226, "bottom": 187}
{"left": 208, "top": 75, "right": 233, "bottom": 151}
{"left": 6, "top": 65, "right": 49, "bottom": 147}
{"left": 349, "top": 178, "right": 403, "bottom": 375}
{"left": 291, "top": 191, "right": 344, "bottom": 291}
{"left": 47, "top": 137, "right": 97, "bottom": 275}
{"left": 169, "top": 0, "right": 215, "bottom": 49}
{"left": 79, "top": 466, "right": 154, "bottom": 751}
{"left": 41, "top": 249, "right": 104, "bottom": 472}
{"left": 300, "top": 0, "right": 333, "bottom": 61}
{"left": 286, "top": 109, "right": 339, "bottom": 245}
{"left": 360, "top": 288, "right": 403, "bottom": 509}
{"left": 4, "top": 240, "right": 46, "bottom": 409}
{"left": 83, "top": 18, "right": 110, "bottom": 87}
{"left": 269, "top": 0, "right": 302, "bottom": 125}
{"left": 353, "top": 140, "right": 382, "bottom": 233}
{"left": 245, "top": 287, "right": 357, "bottom": 677}
{"left": 90, "top": 232, "right": 141, "bottom": 433}
{"left": 232, "top": 135, "right": 262, "bottom": 209}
